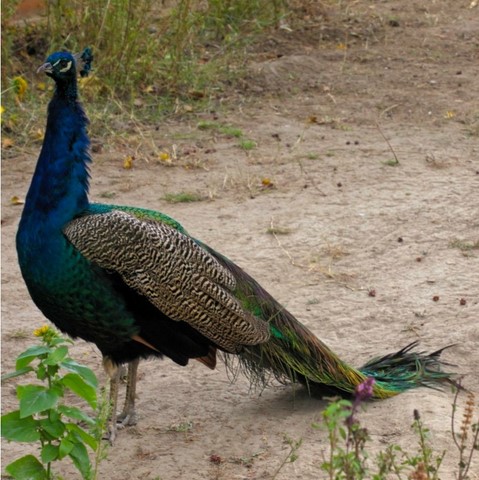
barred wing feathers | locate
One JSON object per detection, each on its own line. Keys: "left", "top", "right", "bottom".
{"left": 64, "top": 209, "right": 270, "bottom": 352}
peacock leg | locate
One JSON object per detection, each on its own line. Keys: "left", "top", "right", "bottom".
{"left": 106, "top": 367, "right": 121, "bottom": 444}
{"left": 117, "top": 359, "right": 139, "bottom": 427}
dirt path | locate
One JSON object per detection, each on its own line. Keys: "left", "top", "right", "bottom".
{"left": 2, "top": 1, "right": 478, "bottom": 479}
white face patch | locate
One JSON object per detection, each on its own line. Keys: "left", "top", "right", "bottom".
{"left": 59, "top": 61, "right": 72, "bottom": 73}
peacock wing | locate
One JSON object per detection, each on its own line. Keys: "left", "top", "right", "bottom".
{"left": 63, "top": 209, "right": 270, "bottom": 352}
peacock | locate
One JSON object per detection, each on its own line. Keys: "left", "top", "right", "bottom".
{"left": 17, "top": 50, "right": 454, "bottom": 439}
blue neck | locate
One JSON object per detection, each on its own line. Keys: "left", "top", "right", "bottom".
{"left": 20, "top": 83, "right": 91, "bottom": 231}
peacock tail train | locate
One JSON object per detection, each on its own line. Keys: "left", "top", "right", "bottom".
{"left": 16, "top": 49, "right": 454, "bottom": 425}
{"left": 200, "top": 246, "right": 453, "bottom": 399}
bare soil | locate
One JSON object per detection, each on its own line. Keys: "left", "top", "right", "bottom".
{"left": 2, "top": 1, "right": 479, "bottom": 479}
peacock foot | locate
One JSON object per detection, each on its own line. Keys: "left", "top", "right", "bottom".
{"left": 116, "top": 408, "right": 138, "bottom": 428}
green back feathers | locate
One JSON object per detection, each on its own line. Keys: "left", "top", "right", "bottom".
{"left": 88, "top": 203, "right": 188, "bottom": 234}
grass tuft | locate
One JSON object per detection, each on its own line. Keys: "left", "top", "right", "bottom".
{"left": 163, "top": 192, "right": 204, "bottom": 203}
{"left": 449, "top": 239, "right": 479, "bottom": 252}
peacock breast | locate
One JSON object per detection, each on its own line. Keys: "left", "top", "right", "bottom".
{"left": 16, "top": 230, "right": 137, "bottom": 350}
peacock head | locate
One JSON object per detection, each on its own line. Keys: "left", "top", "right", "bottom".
{"left": 37, "top": 49, "right": 93, "bottom": 82}
{"left": 37, "top": 52, "right": 78, "bottom": 82}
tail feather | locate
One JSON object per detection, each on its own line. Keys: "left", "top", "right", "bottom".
{"left": 238, "top": 320, "right": 454, "bottom": 399}
{"left": 359, "top": 341, "right": 455, "bottom": 394}
{"left": 206, "top": 246, "right": 455, "bottom": 400}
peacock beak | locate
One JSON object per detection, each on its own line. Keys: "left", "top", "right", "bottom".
{"left": 37, "top": 62, "right": 53, "bottom": 74}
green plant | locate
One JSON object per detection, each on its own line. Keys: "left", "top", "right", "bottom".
{"left": 1, "top": 325, "right": 108, "bottom": 480}
{"left": 2, "top": 0, "right": 287, "bottom": 106}
{"left": 408, "top": 409, "right": 445, "bottom": 480}
{"left": 238, "top": 138, "right": 256, "bottom": 150}
{"left": 163, "top": 192, "right": 204, "bottom": 203}
{"left": 313, "top": 400, "right": 369, "bottom": 480}
{"left": 449, "top": 239, "right": 479, "bottom": 252}
{"left": 271, "top": 434, "right": 302, "bottom": 480}
{"left": 314, "top": 378, "right": 478, "bottom": 480}
{"left": 196, "top": 120, "right": 256, "bottom": 150}
{"left": 197, "top": 120, "right": 244, "bottom": 138}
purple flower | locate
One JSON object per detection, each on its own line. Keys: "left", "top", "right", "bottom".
{"left": 345, "top": 377, "right": 375, "bottom": 437}
{"left": 355, "top": 377, "right": 375, "bottom": 402}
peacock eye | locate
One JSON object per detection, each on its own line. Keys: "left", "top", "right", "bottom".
{"left": 56, "top": 59, "right": 72, "bottom": 73}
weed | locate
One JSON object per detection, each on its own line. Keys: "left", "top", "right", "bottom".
{"left": 2, "top": 0, "right": 286, "bottom": 104}
{"left": 451, "top": 388, "right": 478, "bottom": 480}
{"left": 409, "top": 409, "right": 445, "bottom": 479}
{"left": 238, "top": 139, "right": 257, "bottom": 150}
{"left": 1, "top": 326, "right": 108, "bottom": 480}
{"left": 98, "top": 192, "right": 117, "bottom": 199}
{"left": 309, "top": 379, "right": 478, "bottom": 480}
{"left": 383, "top": 159, "right": 400, "bottom": 167}
{"left": 167, "top": 420, "right": 193, "bottom": 433}
{"left": 271, "top": 435, "right": 302, "bottom": 480}
{"left": 197, "top": 121, "right": 244, "bottom": 138}
{"left": 163, "top": 192, "right": 203, "bottom": 203}
{"left": 197, "top": 120, "right": 257, "bottom": 152}
{"left": 449, "top": 239, "right": 479, "bottom": 252}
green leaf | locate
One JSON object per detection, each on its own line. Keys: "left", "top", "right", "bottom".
{"left": 61, "top": 359, "right": 98, "bottom": 388}
{"left": 49, "top": 409, "right": 60, "bottom": 422}
{"left": 62, "top": 373, "right": 97, "bottom": 409}
{"left": 69, "top": 442, "right": 92, "bottom": 480}
{"left": 58, "top": 405, "right": 95, "bottom": 425}
{"left": 1, "top": 411, "right": 40, "bottom": 442}
{"left": 66, "top": 423, "right": 98, "bottom": 450}
{"left": 17, "top": 385, "right": 59, "bottom": 418}
{"left": 5, "top": 454, "right": 47, "bottom": 480}
{"left": 46, "top": 364, "right": 60, "bottom": 379}
{"left": 41, "top": 443, "right": 59, "bottom": 463}
{"left": 39, "top": 417, "right": 66, "bottom": 438}
{"left": 44, "top": 346, "right": 69, "bottom": 366}
{"left": 1, "top": 367, "right": 34, "bottom": 382}
{"left": 59, "top": 437, "right": 74, "bottom": 459}
{"left": 51, "top": 336, "right": 73, "bottom": 347}
{"left": 36, "top": 364, "right": 47, "bottom": 381}
{"left": 16, "top": 346, "right": 50, "bottom": 370}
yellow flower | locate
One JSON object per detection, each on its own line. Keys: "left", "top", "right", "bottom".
{"left": 33, "top": 325, "right": 50, "bottom": 337}
{"left": 123, "top": 155, "right": 134, "bottom": 169}
{"left": 158, "top": 151, "right": 171, "bottom": 162}
{"left": 13, "top": 76, "right": 28, "bottom": 101}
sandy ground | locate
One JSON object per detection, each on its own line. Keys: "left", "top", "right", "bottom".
{"left": 2, "top": 1, "right": 479, "bottom": 479}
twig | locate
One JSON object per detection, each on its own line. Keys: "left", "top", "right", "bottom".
{"left": 451, "top": 384, "right": 462, "bottom": 451}
{"left": 376, "top": 122, "right": 399, "bottom": 165}
{"left": 270, "top": 218, "right": 299, "bottom": 267}
{"left": 379, "top": 104, "right": 400, "bottom": 119}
